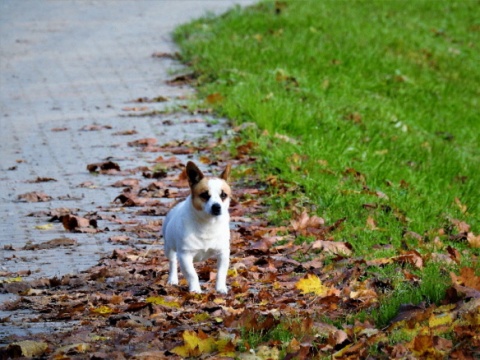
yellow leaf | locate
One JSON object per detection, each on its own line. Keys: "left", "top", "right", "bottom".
{"left": 193, "top": 313, "right": 209, "bottom": 322}
{"left": 228, "top": 268, "right": 238, "bottom": 277}
{"left": 35, "top": 223, "right": 54, "bottom": 230}
{"left": 216, "top": 337, "right": 236, "bottom": 357}
{"left": 11, "top": 340, "right": 48, "bottom": 357}
{"left": 295, "top": 274, "right": 329, "bottom": 296}
{"left": 171, "top": 330, "right": 216, "bottom": 357}
{"left": 0, "top": 276, "right": 22, "bottom": 284}
{"left": 55, "top": 343, "right": 90, "bottom": 355}
{"left": 428, "top": 312, "right": 453, "bottom": 328}
{"left": 91, "top": 305, "right": 113, "bottom": 315}
{"left": 146, "top": 296, "right": 180, "bottom": 308}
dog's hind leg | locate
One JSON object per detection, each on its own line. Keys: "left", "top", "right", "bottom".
{"left": 178, "top": 252, "right": 201, "bottom": 293}
{"left": 166, "top": 249, "right": 178, "bottom": 285}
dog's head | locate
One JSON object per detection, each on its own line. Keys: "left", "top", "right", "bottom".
{"left": 186, "top": 161, "right": 232, "bottom": 217}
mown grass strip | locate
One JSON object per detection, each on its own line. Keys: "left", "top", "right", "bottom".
{"left": 174, "top": 0, "right": 480, "bottom": 326}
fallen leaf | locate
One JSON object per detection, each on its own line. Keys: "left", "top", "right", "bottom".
{"left": 206, "top": 92, "right": 224, "bottom": 104}
{"left": 61, "top": 214, "right": 98, "bottom": 232}
{"left": 467, "top": 232, "right": 480, "bottom": 248}
{"left": 3, "top": 340, "right": 48, "bottom": 358}
{"left": 366, "top": 215, "right": 379, "bottom": 230}
{"left": 171, "top": 330, "right": 216, "bottom": 358}
{"left": 394, "top": 250, "right": 424, "bottom": 269}
{"left": 451, "top": 267, "right": 480, "bottom": 291}
{"left": 128, "top": 138, "right": 158, "bottom": 147}
{"left": 146, "top": 296, "right": 181, "bottom": 308}
{"left": 86, "top": 161, "right": 121, "bottom": 173}
{"left": 35, "top": 223, "right": 54, "bottom": 230}
{"left": 296, "top": 274, "right": 330, "bottom": 297}
{"left": 23, "top": 238, "right": 77, "bottom": 250}
{"left": 17, "top": 191, "right": 52, "bottom": 202}
{"left": 310, "top": 240, "right": 352, "bottom": 256}
{"left": 454, "top": 197, "right": 468, "bottom": 214}
{"left": 26, "top": 177, "right": 57, "bottom": 183}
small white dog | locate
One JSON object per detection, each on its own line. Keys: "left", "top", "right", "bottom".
{"left": 162, "top": 161, "right": 232, "bottom": 293}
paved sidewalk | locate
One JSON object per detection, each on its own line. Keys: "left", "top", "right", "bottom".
{"left": 0, "top": 1, "right": 253, "bottom": 285}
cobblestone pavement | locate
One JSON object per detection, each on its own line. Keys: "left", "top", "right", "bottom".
{"left": 0, "top": 0, "right": 254, "bottom": 338}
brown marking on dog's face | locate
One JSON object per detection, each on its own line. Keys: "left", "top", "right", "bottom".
{"left": 186, "top": 162, "right": 232, "bottom": 213}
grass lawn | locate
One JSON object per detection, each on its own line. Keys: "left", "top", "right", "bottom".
{"left": 173, "top": 0, "right": 479, "bottom": 356}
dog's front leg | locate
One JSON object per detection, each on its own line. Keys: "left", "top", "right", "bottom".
{"left": 216, "top": 249, "right": 230, "bottom": 294}
{"left": 166, "top": 249, "right": 178, "bottom": 285}
{"left": 178, "top": 252, "right": 201, "bottom": 293}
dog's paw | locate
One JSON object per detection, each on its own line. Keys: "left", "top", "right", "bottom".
{"left": 189, "top": 287, "right": 202, "bottom": 294}
{"left": 167, "top": 278, "right": 178, "bottom": 286}
{"left": 216, "top": 286, "right": 228, "bottom": 294}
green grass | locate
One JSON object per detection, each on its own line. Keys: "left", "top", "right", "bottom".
{"left": 174, "top": 0, "right": 480, "bottom": 328}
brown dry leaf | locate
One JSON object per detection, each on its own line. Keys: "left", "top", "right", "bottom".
{"left": 291, "top": 211, "right": 325, "bottom": 232}
{"left": 366, "top": 215, "right": 379, "bottom": 230}
{"left": 366, "top": 257, "right": 393, "bottom": 267}
{"left": 26, "top": 177, "right": 57, "bottom": 183}
{"left": 87, "top": 161, "right": 121, "bottom": 173}
{"left": 343, "top": 167, "right": 367, "bottom": 185}
{"left": 310, "top": 240, "right": 352, "bottom": 256}
{"left": 446, "top": 245, "right": 461, "bottom": 263}
{"left": 394, "top": 250, "right": 424, "bottom": 269}
{"left": 206, "top": 92, "right": 224, "bottom": 104}
{"left": 450, "top": 218, "right": 471, "bottom": 233}
{"left": 61, "top": 214, "right": 97, "bottom": 232}
{"left": 467, "top": 232, "right": 480, "bottom": 248}
{"left": 17, "top": 191, "right": 52, "bottom": 202}
{"left": 128, "top": 138, "right": 157, "bottom": 147}
{"left": 24, "top": 238, "right": 77, "bottom": 250}
{"left": 454, "top": 197, "right": 468, "bottom": 214}
{"left": 451, "top": 267, "right": 480, "bottom": 291}
{"left": 350, "top": 287, "right": 378, "bottom": 308}
{"left": 112, "top": 129, "right": 138, "bottom": 136}
{"left": 2, "top": 340, "right": 48, "bottom": 358}
{"left": 80, "top": 124, "right": 112, "bottom": 131}
{"left": 111, "top": 178, "right": 140, "bottom": 188}
{"left": 166, "top": 72, "right": 197, "bottom": 86}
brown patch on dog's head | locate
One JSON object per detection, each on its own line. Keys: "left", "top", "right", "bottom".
{"left": 186, "top": 162, "right": 232, "bottom": 213}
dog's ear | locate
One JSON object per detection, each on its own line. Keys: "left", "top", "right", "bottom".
{"left": 186, "top": 161, "right": 204, "bottom": 187}
{"left": 220, "top": 163, "right": 231, "bottom": 182}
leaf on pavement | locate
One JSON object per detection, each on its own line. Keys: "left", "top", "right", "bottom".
{"left": 17, "top": 191, "right": 52, "bottom": 202}
{"left": 3, "top": 340, "right": 48, "bottom": 358}
{"left": 23, "top": 237, "right": 77, "bottom": 250}
{"left": 87, "top": 161, "right": 121, "bottom": 173}
{"left": 61, "top": 214, "right": 98, "bottom": 232}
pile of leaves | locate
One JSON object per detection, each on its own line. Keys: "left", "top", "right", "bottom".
{"left": 1, "top": 128, "right": 479, "bottom": 359}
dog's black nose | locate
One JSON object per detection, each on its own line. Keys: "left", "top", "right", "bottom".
{"left": 211, "top": 203, "right": 222, "bottom": 216}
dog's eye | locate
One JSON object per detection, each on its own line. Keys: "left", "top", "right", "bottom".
{"left": 200, "top": 191, "right": 210, "bottom": 201}
{"left": 220, "top": 191, "right": 228, "bottom": 201}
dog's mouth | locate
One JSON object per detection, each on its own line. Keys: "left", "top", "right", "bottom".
{"left": 211, "top": 203, "right": 222, "bottom": 216}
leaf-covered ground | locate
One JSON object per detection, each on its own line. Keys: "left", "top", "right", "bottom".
{"left": 1, "top": 124, "right": 479, "bottom": 359}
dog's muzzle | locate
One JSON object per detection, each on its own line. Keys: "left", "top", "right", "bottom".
{"left": 211, "top": 203, "right": 222, "bottom": 216}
